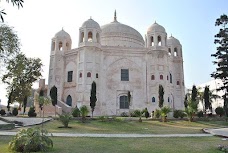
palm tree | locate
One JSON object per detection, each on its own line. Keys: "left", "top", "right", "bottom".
{"left": 185, "top": 100, "right": 198, "bottom": 122}
{"left": 160, "top": 106, "right": 171, "bottom": 122}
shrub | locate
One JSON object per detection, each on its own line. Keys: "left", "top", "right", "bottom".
{"left": 98, "top": 116, "right": 106, "bottom": 122}
{"left": 215, "top": 107, "right": 225, "bottom": 117}
{"left": 72, "top": 107, "right": 80, "bottom": 117}
{"left": 59, "top": 113, "right": 72, "bottom": 128}
{"left": 0, "top": 109, "right": 6, "bottom": 116}
{"left": 120, "top": 112, "right": 128, "bottom": 117}
{"left": 154, "top": 109, "right": 161, "bottom": 119}
{"left": 80, "top": 105, "right": 89, "bottom": 122}
{"left": 144, "top": 108, "right": 150, "bottom": 119}
{"left": 173, "top": 110, "right": 180, "bottom": 118}
{"left": 28, "top": 107, "right": 37, "bottom": 117}
{"left": 197, "top": 111, "right": 204, "bottom": 118}
{"left": 133, "top": 110, "right": 141, "bottom": 117}
{"left": 9, "top": 128, "right": 53, "bottom": 152}
{"left": 179, "top": 111, "right": 186, "bottom": 118}
{"left": 12, "top": 108, "right": 18, "bottom": 116}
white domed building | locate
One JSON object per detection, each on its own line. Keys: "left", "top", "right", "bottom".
{"left": 48, "top": 12, "right": 185, "bottom": 116}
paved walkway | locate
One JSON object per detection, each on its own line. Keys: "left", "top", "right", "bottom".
{"left": 0, "top": 131, "right": 213, "bottom": 138}
{"left": 0, "top": 117, "right": 52, "bottom": 126}
{"left": 204, "top": 128, "right": 228, "bottom": 138}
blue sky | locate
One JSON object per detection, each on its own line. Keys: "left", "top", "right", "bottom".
{"left": 0, "top": 0, "right": 227, "bottom": 105}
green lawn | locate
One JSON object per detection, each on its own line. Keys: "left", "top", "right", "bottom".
{"left": 20, "top": 118, "right": 228, "bottom": 134}
{"left": 0, "top": 136, "right": 226, "bottom": 153}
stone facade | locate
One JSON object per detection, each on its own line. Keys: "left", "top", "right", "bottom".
{"left": 48, "top": 12, "right": 185, "bottom": 116}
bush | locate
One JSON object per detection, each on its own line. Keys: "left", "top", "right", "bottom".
{"left": 28, "top": 107, "right": 37, "bottom": 117}
{"left": 9, "top": 128, "right": 53, "bottom": 152}
{"left": 133, "top": 110, "right": 141, "bottom": 117}
{"left": 197, "top": 111, "right": 204, "bottom": 118}
{"left": 98, "top": 116, "right": 106, "bottom": 122}
{"left": 0, "top": 109, "right": 6, "bottom": 116}
{"left": 80, "top": 105, "right": 89, "bottom": 122}
{"left": 173, "top": 110, "right": 180, "bottom": 118}
{"left": 59, "top": 113, "right": 72, "bottom": 128}
{"left": 120, "top": 112, "right": 128, "bottom": 117}
{"left": 12, "top": 108, "right": 18, "bottom": 116}
{"left": 72, "top": 107, "right": 80, "bottom": 117}
{"left": 179, "top": 111, "right": 186, "bottom": 118}
{"left": 144, "top": 108, "right": 150, "bottom": 119}
{"left": 215, "top": 107, "right": 225, "bottom": 117}
{"left": 154, "top": 109, "right": 161, "bottom": 119}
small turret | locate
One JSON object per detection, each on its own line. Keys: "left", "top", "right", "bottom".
{"left": 51, "top": 29, "right": 72, "bottom": 51}
{"left": 146, "top": 22, "right": 167, "bottom": 48}
{"left": 79, "top": 18, "right": 101, "bottom": 47}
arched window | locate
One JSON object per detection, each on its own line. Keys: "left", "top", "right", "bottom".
{"left": 174, "top": 48, "right": 178, "bottom": 56}
{"left": 177, "top": 81, "right": 180, "bottom": 85}
{"left": 96, "top": 33, "right": 100, "bottom": 43}
{"left": 167, "top": 75, "right": 169, "bottom": 80}
{"left": 168, "top": 48, "right": 171, "bottom": 55}
{"left": 151, "top": 75, "right": 155, "bottom": 80}
{"left": 151, "top": 36, "right": 154, "bottom": 46}
{"left": 51, "top": 41, "right": 55, "bottom": 51}
{"left": 88, "top": 31, "right": 93, "bottom": 42}
{"left": 80, "top": 32, "right": 84, "bottom": 43}
{"left": 157, "top": 36, "right": 161, "bottom": 46}
{"left": 160, "top": 75, "right": 163, "bottom": 80}
{"left": 79, "top": 72, "right": 82, "bottom": 78}
{"left": 59, "top": 41, "right": 63, "bottom": 51}
{"left": 170, "top": 73, "right": 172, "bottom": 83}
{"left": 152, "top": 97, "right": 155, "bottom": 102}
{"left": 120, "top": 95, "right": 129, "bottom": 109}
{"left": 96, "top": 73, "right": 98, "bottom": 78}
{"left": 87, "top": 72, "right": 91, "bottom": 77}
{"left": 168, "top": 97, "right": 170, "bottom": 102}
{"left": 66, "top": 42, "right": 70, "bottom": 50}
{"left": 66, "top": 95, "right": 72, "bottom": 106}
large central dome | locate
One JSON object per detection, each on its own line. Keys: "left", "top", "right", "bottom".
{"left": 100, "top": 15, "right": 145, "bottom": 48}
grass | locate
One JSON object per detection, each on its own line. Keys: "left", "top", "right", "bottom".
{"left": 17, "top": 118, "right": 227, "bottom": 134}
{"left": 0, "top": 136, "right": 227, "bottom": 153}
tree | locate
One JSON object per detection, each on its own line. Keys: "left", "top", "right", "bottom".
{"left": 158, "top": 84, "right": 164, "bottom": 108}
{"left": 22, "top": 96, "right": 27, "bottom": 115}
{"left": 90, "top": 81, "right": 97, "bottom": 118}
{"left": 191, "top": 85, "right": 198, "bottom": 103}
{"left": 0, "top": 0, "right": 24, "bottom": 22}
{"left": 50, "top": 86, "right": 57, "bottom": 117}
{"left": 2, "top": 53, "right": 43, "bottom": 106}
{"left": 203, "top": 86, "right": 210, "bottom": 113}
{"left": 0, "top": 24, "right": 20, "bottom": 68}
{"left": 211, "top": 14, "right": 228, "bottom": 116}
{"left": 184, "top": 94, "right": 188, "bottom": 108}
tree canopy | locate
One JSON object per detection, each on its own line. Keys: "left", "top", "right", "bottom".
{"left": 0, "top": 0, "right": 24, "bottom": 22}
{"left": 2, "top": 53, "right": 43, "bottom": 105}
{"left": 211, "top": 14, "right": 228, "bottom": 116}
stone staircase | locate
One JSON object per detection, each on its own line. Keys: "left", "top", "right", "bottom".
{"left": 56, "top": 100, "right": 73, "bottom": 114}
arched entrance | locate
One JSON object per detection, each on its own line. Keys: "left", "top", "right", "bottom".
{"left": 66, "top": 95, "right": 72, "bottom": 106}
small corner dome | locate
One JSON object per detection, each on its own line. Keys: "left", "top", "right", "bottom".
{"left": 81, "top": 18, "right": 101, "bottom": 29}
{"left": 167, "top": 35, "right": 181, "bottom": 45}
{"left": 54, "top": 29, "right": 71, "bottom": 40}
{"left": 147, "top": 22, "right": 166, "bottom": 33}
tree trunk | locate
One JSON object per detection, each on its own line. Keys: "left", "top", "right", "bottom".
{"left": 55, "top": 106, "right": 56, "bottom": 117}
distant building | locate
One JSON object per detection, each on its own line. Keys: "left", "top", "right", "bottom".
{"left": 48, "top": 11, "right": 185, "bottom": 116}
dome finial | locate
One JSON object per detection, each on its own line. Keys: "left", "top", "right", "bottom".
{"left": 114, "top": 10, "right": 117, "bottom": 21}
